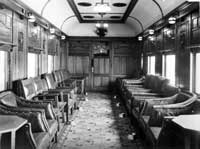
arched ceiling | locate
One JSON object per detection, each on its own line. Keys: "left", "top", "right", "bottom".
{"left": 19, "top": 0, "right": 187, "bottom": 37}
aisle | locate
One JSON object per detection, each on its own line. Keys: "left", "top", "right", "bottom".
{"left": 54, "top": 92, "right": 144, "bottom": 149}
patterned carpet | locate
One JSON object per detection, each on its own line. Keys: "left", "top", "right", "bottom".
{"left": 54, "top": 92, "right": 144, "bottom": 149}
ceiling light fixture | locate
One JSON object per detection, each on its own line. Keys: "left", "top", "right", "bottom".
{"left": 94, "top": 0, "right": 111, "bottom": 13}
{"left": 95, "top": 22, "right": 108, "bottom": 37}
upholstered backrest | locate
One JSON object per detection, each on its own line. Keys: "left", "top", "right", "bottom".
{"left": 151, "top": 76, "right": 169, "bottom": 93}
{"left": 174, "top": 92, "right": 191, "bottom": 103}
{"left": 53, "top": 71, "right": 63, "bottom": 83}
{"left": 143, "top": 75, "right": 153, "bottom": 88}
{"left": 32, "top": 77, "right": 45, "bottom": 94}
{"left": 0, "top": 91, "right": 18, "bottom": 107}
{"left": 21, "top": 78, "right": 37, "bottom": 100}
{"left": 43, "top": 73, "right": 57, "bottom": 89}
{"left": 161, "top": 83, "right": 179, "bottom": 97}
{"left": 41, "top": 79, "right": 49, "bottom": 91}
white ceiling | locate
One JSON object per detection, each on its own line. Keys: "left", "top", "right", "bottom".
{"left": 19, "top": 0, "right": 187, "bottom": 37}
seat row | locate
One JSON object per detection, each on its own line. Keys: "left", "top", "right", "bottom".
{"left": 116, "top": 74, "right": 198, "bottom": 148}
{"left": 0, "top": 69, "right": 86, "bottom": 149}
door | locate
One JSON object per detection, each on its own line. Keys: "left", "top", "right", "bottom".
{"left": 92, "top": 57, "right": 110, "bottom": 90}
{"left": 91, "top": 42, "right": 111, "bottom": 90}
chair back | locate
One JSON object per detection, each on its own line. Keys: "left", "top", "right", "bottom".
{"left": 21, "top": 78, "right": 37, "bottom": 100}
{"left": 43, "top": 73, "right": 57, "bottom": 89}
{"left": 0, "top": 91, "right": 18, "bottom": 107}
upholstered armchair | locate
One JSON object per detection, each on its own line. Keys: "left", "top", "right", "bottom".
{"left": 0, "top": 91, "right": 58, "bottom": 149}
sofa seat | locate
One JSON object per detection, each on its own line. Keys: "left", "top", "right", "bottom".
{"left": 150, "top": 127, "right": 162, "bottom": 140}
{"left": 48, "top": 120, "right": 58, "bottom": 136}
{"left": 142, "top": 115, "right": 150, "bottom": 123}
{"left": 33, "top": 132, "right": 50, "bottom": 149}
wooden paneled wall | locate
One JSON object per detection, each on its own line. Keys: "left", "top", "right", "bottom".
{"left": 67, "top": 38, "right": 141, "bottom": 90}
{"left": 0, "top": 7, "right": 67, "bottom": 90}
{"left": 142, "top": 7, "right": 199, "bottom": 90}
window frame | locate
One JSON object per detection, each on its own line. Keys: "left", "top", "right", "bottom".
{"left": 147, "top": 55, "right": 156, "bottom": 75}
{"left": 190, "top": 51, "right": 200, "bottom": 94}
{"left": 162, "top": 53, "right": 176, "bottom": 85}
{"left": 48, "top": 54, "right": 54, "bottom": 73}
{"left": 0, "top": 51, "right": 8, "bottom": 91}
{"left": 27, "top": 52, "right": 39, "bottom": 78}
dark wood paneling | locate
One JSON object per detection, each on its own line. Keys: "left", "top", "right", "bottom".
{"left": 113, "top": 56, "right": 139, "bottom": 76}
{"left": 0, "top": 9, "right": 12, "bottom": 42}
{"left": 69, "top": 41, "right": 90, "bottom": 56}
{"left": 68, "top": 39, "right": 140, "bottom": 90}
{"left": 68, "top": 56, "right": 89, "bottom": 74}
{"left": 12, "top": 13, "right": 27, "bottom": 81}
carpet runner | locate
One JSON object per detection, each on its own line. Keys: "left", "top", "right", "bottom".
{"left": 54, "top": 92, "right": 144, "bottom": 149}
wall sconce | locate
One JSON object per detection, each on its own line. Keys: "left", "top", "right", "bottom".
{"left": 27, "top": 12, "right": 36, "bottom": 22}
{"left": 50, "top": 28, "right": 55, "bottom": 34}
{"left": 148, "top": 36, "right": 155, "bottom": 41}
{"left": 149, "top": 29, "right": 154, "bottom": 35}
{"left": 138, "top": 36, "right": 143, "bottom": 41}
{"left": 61, "top": 35, "right": 66, "bottom": 40}
{"left": 49, "top": 35, "right": 55, "bottom": 39}
{"left": 168, "top": 17, "right": 176, "bottom": 24}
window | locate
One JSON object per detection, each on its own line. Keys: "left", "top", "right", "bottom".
{"left": 0, "top": 51, "right": 8, "bottom": 91}
{"left": 147, "top": 56, "right": 155, "bottom": 74}
{"left": 162, "top": 54, "right": 176, "bottom": 85}
{"left": 190, "top": 52, "right": 200, "bottom": 93}
{"left": 48, "top": 55, "right": 54, "bottom": 73}
{"left": 141, "top": 54, "right": 143, "bottom": 69}
{"left": 28, "top": 53, "right": 39, "bottom": 78}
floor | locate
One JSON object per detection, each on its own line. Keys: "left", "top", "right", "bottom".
{"left": 54, "top": 92, "right": 144, "bottom": 149}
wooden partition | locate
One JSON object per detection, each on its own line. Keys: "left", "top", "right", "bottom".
{"left": 68, "top": 38, "right": 141, "bottom": 91}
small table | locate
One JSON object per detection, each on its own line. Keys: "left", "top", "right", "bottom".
{"left": 0, "top": 115, "right": 27, "bottom": 149}
{"left": 172, "top": 114, "right": 200, "bottom": 149}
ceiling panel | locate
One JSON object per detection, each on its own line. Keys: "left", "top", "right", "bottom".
{"left": 18, "top": 0, "right": 189, "bottom": 37}
{"left": 130, "top": 0, "right": 162, "bottom": 30}
{"left": 70, "top": 0, "right": 136, "bottom": 22}
{"left": 81, "top": 13, "right": 123, "bottom": 21}
{"left": 19, "top": 0, "right": 48, "bottom": 14}
{"left": 75, "top": 0, "right": 131, "bottom": 14}
{"left": 42, "top": 0, "right": 74, "bottom": 28}
{"left": 156, "top": 0, "right": 187, "bottom": 15}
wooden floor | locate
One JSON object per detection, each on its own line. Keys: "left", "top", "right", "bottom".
{"left": 53, "top": 92, "right": 144, "bottom": 149}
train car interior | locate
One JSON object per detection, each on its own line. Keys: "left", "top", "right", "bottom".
{"left": 0, "top": 0, "right": 200, "bottom": 149}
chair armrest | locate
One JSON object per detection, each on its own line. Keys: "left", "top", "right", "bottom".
{"left": 0, "top": 105, "right": 48, "bottom": 133}
{"left": 35, "top": 94, "right": 59, "bottom": 108}
{"left": 17, "top": 98, "right": 56, "bottom": 120}
{"left": 153, "top": 104, "right": 185, "bottom": 109}
{"left": 48, "top": 88, "right": 71, "bottom": 93}
{"left": 133, "top": 92, "right": 160, "bottom": 97}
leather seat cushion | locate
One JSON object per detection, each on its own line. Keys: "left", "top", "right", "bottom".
{"left": 68, "top": 98, "right": 75, "bottom": 108}
{"left": 47, "top": 120, "right": 58, "bottom": 136}
{"left": 33, "top": 132, "right": 50, "bottom": 149}
{"left": 150, "top": 127, "right": 161, "bottom": 140}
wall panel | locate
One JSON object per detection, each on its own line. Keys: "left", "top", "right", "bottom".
{"left": 68, "top": 39, "right": 141, "bottom": 90}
